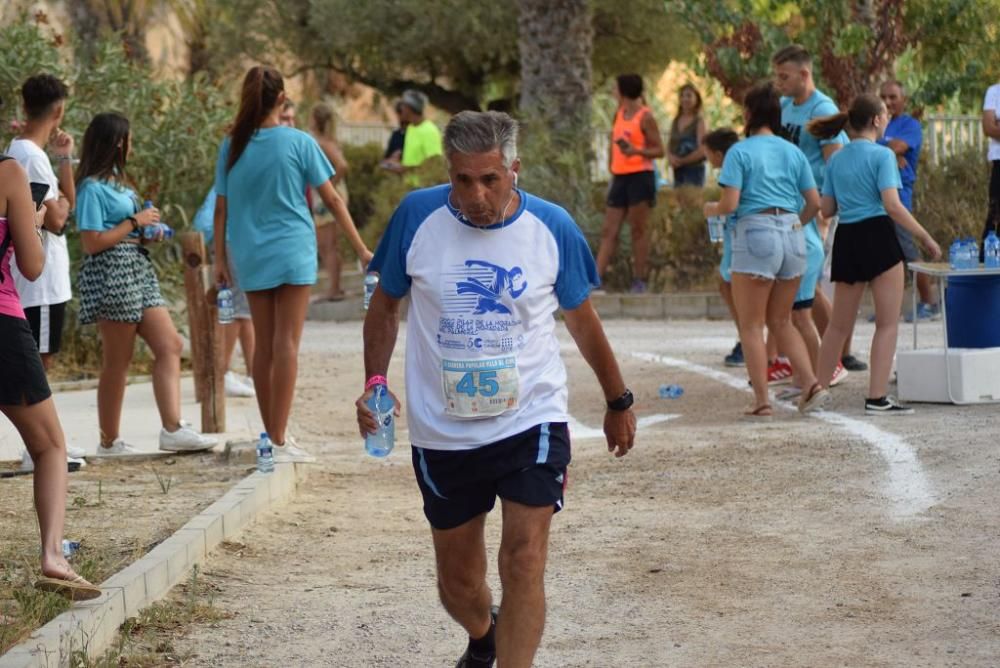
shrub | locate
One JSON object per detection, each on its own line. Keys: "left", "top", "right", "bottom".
{"left": 914, "top": 147, "right": 989, "bottom": 245}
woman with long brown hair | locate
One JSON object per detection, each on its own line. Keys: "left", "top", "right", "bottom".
{"left": 76, "top": 112, "right": 216, "bottom": 455}
{"left": 809, "top": 94, "right": 941, "bottom": 413}
{"left": 667, "top": 83, "right": 707, "bottom": 186}
{"left": 214, "top": 66, "right": 372, "bottom": 462}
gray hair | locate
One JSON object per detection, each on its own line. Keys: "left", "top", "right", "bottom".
{"left": 443, "top": 111, "right": 519, "bottom": 169}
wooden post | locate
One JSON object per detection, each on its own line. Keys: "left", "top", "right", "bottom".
{"left": 180, "top": 232, "right": 225, "bottom": 433}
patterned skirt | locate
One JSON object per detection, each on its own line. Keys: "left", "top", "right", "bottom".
{"left": 78, "top": 243, "right": 166, "bottom": 324}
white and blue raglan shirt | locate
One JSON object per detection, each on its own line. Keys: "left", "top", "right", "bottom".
{"left": 370, "top": 184, "right": 599, "bottom": 452}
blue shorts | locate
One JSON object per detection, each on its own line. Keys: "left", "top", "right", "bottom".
{"left": 794, "top": 221, "right": 825, "bottom": 308}
{"left": 411, "top": 422, "right": 571, "bottom": 531}
{"left": 718, "top": 219, "right": 736, "bottom": 283}
{"left": 730, "top": 213, "right": 806, "bottom": 281}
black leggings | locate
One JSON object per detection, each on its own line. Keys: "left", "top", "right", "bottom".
{"left": 982, "top": 160, "right": 1000, "bottom": 260}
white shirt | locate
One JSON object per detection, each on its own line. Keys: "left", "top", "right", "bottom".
{"left": 371, "top": 185, "right": 598, "bottom": 451}
{"left": 7, "top": 139, "right": 72, "bottom": 307}
{"left": 984, "top": 84, "right": 1000, "bottom": 162}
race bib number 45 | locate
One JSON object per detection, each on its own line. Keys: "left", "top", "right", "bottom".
{"left": 442, "top": 357, "right": 519, "bottom": 419}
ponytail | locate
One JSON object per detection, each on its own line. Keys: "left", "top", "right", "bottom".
{"left": 227, "top": 66, "right": 284, "bottom": 171}
{"left": 807, "top": 112, "right": 850, "bottom": 140}
{"left": 808, "top": 93, "right": 884, "bottom": 140}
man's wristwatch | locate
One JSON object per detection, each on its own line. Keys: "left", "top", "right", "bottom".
{"left": 606, "top": 388, "right": 634, "bottom": 411}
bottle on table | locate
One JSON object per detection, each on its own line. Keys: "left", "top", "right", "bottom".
{"left": 256, "top": 432, "right": 274, "bottom": 473}
{"left": 364, "top": 384, "right": 395, "bottom": 457}
{"left": 984, "top": 231, "right": 1000, "bottom": 269}
{"left": 949, "top": 239, "right": 962, "bottom": 270}
{"left": 217, "top": 284, "right": 234, "bottom": 324}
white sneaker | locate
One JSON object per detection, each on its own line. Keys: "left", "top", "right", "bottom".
{"left": 225, "top": 371, "right": 255, "bottom": 398}
{"left": 66, "top": 444, "right": 87, "bottom": 459}
{"left": 19, "top": 449, "right": 87, "bottom": 471}
{"left": 159, "top": 421, "right": 218, "bottom": 452}
{"left": 271, "top": 437, "right": 316, "bottom": 463}
{"left": 94, "top": 438, "right": 142, "bottom": 456}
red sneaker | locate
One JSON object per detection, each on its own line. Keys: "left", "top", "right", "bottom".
{"left": 829, "top": 362, "right": 849, "bottom": 387}
{"left": 767, "top": 358, "right": 794, "bottom": 385}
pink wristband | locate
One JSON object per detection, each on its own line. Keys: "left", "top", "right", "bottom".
{"left": 365, "top": 375, "right": 388, "bottom": 391}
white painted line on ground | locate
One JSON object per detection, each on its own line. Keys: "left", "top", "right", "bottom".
{"left": 632, "top": 352, "right": 936, "bottom": 520}
{"left": 568, "top": 414, "right": 679, "bottom": 440}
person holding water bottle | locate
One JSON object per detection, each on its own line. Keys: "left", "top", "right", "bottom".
{"left": 357, "top": 111, "right": 636, "bottom": 668}
{"left": 76, "top": 112, "right": 216, "bottom": 455}
{"left": 809, "top": 94, "right": 941, "bottom": 414}
{"left": 214, "top": 66, "right": 372, "bottom": 464}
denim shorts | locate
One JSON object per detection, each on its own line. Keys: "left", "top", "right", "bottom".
{"left": 730, "top": 213, "right": 806, "bottom": 281}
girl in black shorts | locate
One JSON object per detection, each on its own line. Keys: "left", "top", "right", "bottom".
{"left": 809, "top": 95, "right": 942, "bottom": 414}
{"left": 0, "top": 155, "right": 100, "bottom": 599}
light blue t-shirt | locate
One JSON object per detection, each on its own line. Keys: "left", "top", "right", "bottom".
{"left": 214, "top": 127, "right": 333, "bottom": 292}
{"left": 822, "top": 140, "right": 901, "bottom": 224}
{"left": 781, "top": 90, "right": 848, "bottom": 189}
{"left": 369, "top": 184, "right": 598, "bottom": 450}
{"left": 75, "top": 178, "right": 141, "bottom": 238}
{"left": 192, "top": 187, "right": 216, "bottom": 245}
{"left": 718, "top": 135, "right": 816, "bottom": 220}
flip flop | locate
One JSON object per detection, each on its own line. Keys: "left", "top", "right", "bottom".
{"left": 34, "top": 574, "right": 102, "bottom": 601}
{"left": 798, "top": 383, "right": 831, "bottom": 414}
{"left": 742, "top": 404, "right": 773, "bottom": 420}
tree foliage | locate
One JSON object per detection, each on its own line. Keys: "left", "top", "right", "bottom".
{"left": 214, "top": 0, "right": 694, "bottom": 114}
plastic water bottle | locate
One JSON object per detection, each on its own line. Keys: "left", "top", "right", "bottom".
{"left": 985, "top": 231, "right": 1000, "bottom": 268}
{"left": 141, "top": 200, "right": 173, "bottom": 241}
{"left": 61, "top": 539, "right": 80, "bottom": 559}
{"left": 706, "top": 216, "right": 725, "bottom": 243}
{"left": 363, "top": 272, "right": 379, "bottom": 310}
{"left": 658, "top": 383, "right": 684, "bottom": 399}
{"left": 949, "top": 239, "right": 962, "bottom": 270}
{"left": 256, "top": 432, "right": 274, "bottom": 473}
{"left": 364, "top": 384, "right": 395, "bottom": 457}
{"left": 217, "top": 285, "right": 234, "bottom": 324}
{"left": 966, "top": 237, "right": 979, "bottom": 269}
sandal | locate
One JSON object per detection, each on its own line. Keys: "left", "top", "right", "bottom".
{"left": 798, "top": 383, "right": 831, "bottom": 414}
{"left": 743, "top": 404, "right": 773, "bottom": 419}
{"left": 34, "top": 573, "right": 102, "bottom": 601}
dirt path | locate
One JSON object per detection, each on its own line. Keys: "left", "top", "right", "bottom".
{"left": 149, "top": 320, "right": 999, "bottom": 667}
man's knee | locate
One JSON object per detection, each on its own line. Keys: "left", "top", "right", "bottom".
{"left": 498, "top": 540, "right": 547, "bottom": 588}
{"left": 437, "top": 566, "right": 484, "bottom": 606}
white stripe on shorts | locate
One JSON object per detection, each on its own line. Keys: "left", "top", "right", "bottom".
{"left": 38, "top": 305, "right": 51, "bottom": 354}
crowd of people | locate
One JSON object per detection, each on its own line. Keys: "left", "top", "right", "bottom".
{"left": 0, "top": 43, "right": 989, "bottom": 667}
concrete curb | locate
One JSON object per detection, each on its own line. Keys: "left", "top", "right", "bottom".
{"left": 0, "top": 462, "right": 307, "bottom": 667}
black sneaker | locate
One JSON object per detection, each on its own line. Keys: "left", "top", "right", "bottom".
{"left": 865, "top": 396, "right": 914, "bottom": 415}
{"left": 455, "top": 606, "right": 499, "bottom": 668}
{"left": 841, "top": 354, "right": 869, "bottom": 371}
{"left": 724, "top": 341, "right": 744, "bottom": 367}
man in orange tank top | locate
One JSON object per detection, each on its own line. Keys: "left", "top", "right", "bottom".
{"left": 595, "top": 74, "right": 665, "bottom": 293}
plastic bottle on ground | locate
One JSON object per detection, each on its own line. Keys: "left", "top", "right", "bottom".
{"left": 365, "top": 384, "right": 395, "bottom": 457}
{"left": 658, "top": 384, "right": 684, "bottom": 399}
{"left": 256, "top": 432, "right": 274, "bottom": 473}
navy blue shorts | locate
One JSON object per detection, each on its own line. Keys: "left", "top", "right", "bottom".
{"left": 411, "top": 422, "right": 571, "bottom": 531}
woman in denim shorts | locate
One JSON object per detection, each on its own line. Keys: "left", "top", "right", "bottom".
{"left": 705, "top": 82, "right": 830, "bottom": 417}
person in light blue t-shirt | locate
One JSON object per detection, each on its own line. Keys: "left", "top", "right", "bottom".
{"left": 213, "top": 66, "right": 372, "bottom": 463}
{"left": 705, "top": 82, "right": 828, "bottom": 418}
{"left": 808, "top": 94, "right": 941, "bottom": 415}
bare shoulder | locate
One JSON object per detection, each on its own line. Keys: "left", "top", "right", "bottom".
{"left": 0, "top": 158, "right": 27, "bottom": 197}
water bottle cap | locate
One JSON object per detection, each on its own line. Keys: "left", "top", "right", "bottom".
{"left": 260, "top": 432, "right": 268, "bottom": 439}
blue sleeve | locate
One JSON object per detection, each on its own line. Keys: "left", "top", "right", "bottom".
{"left": 75, "top": 181, "right": 105, "bottom": 232}
{"left": 369, "top": 195, "right": 422, "bottom": 298}
{"left": 821, "top": 159, "right": 836, "bottom": 198}
{"left": 214, "top": 139, "right": 229, "bottom": 197}
{"left": 302, "top": 134, "right": 335, "bottom": 187}
{"left": 876, "top": 148, "right": 902, "bottom": 191}
{"left": 898, "top": 117, "right": 922, "bottom": 152}
{"left": 545, "top": 207, "right": 599, "bottom": 310}
{"left": 718, "top": 149, "right": 744, "bottom": 190}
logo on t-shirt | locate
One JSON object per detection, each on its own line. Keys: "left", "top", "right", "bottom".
{"left": 452, "top": 259, "right": 527, "bottom": 315}
{"left": 781, "top": 123, "right": 802, "bottom": 146}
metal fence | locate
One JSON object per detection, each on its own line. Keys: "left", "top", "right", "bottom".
{"left": 338, "top": 114, "right": 988, "bottom": 180}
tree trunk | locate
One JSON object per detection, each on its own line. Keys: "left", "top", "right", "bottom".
{"left": 64, "top": 0, "right": 151, "bottom": 63}
{"left": 517, "top": 0, "right": 594, "bottom": 220}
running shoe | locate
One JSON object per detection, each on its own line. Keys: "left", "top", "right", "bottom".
{"left": 767, "top": 358, "right": 794, "bottom": 385}
{"left": 455, "top": 606, "right": 499, "bottom": 668}
{"left": 903, "top": 302, "right": 941, "bottom": 323}
{"left": 94, "top": 438, "right": 142, "bottom": 456}
{"left": 865, "top": 395, "right": 914, "bottom": 415}
{"left": 829, "top": 362, "right": 849, "bottom": 387}
{"left": 841, "top": 355, "right": 868, "bottom": 372}
{"left": 272, "top": 437, "right": 317, "bottom": 464}
{"left": 159, "top": 421, "right": 218, "bottom": 452}
{"left": 225, "top": 371, "right": 255, "bottom": 398}
{"left": 724, "top": 341, "right": 744, "bottom": 367}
